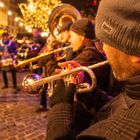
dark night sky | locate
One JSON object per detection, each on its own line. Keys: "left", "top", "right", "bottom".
{"left": 62, "top": 0, "right": 89, "bottom": 10}
{"left": 11, "top": 0, "right": 99, "bottom": 16}
{"left": 10, "top": 0, "right": 27, "bottom": 3}
{"left": 11, "top": 0, "right": 90, "bottom": 10}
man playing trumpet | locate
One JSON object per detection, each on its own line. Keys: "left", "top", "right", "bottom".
{"left": 46, "top": 0, "right": 140, "bottom": 139}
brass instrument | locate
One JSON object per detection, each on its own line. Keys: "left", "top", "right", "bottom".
{"left": 17, "top": 41, "right": 41, "bottom": 60}
{"left": 48, "top": 4, "right": 81, "bottom": 40}
{"left": 22, "top": 61, "right": 109, "bottom": 96}
{"left": 15, "top": 46, "right": 71, "bottom": 68}
{"left": 15, "top": 4, "right": 81, "bottom": 69}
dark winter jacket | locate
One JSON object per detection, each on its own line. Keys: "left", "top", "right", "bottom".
{"left": 46, "top": 73, "right": 140, "bottom": 140}
{"left": 0, "top": 40, "right": 17, "bottom": 57}
{"left": 32, "top": 36, "right": 46, "bottom": 50}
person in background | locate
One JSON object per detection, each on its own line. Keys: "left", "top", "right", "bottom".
{"left": 46, "top": 0, "right": 140, "bottom": 139}
{"left": 58, "top": 22, "right": 73, "bottom": 61}
{"left": 35, "top": 23, "right": 73, "bottom": 112}
{"left": 41, "top": 18, "right": 111, "bottom": 96}
{"left": 58, "top": 22, "right": 72, "bottom": 44}
{"left": 67, "top": 18, "right": 110, "bottom": 92}
{"left": 31, "top": 28, "right": 46, "bottom": 75}
{"left": 32, "top": 28, "right": 46, "bottom": 50}
{"left": 0, "top": 33, "right": 19, "bottom": 93}
{"left": 30, "top": 28, "right": 47, "bottom": 112}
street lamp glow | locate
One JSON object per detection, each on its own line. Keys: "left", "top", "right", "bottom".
{"left": 25, "top": 26, "right": 28, "bottom": 30}
{"left": 25, "top": 26, "right": 31, "bottom": 30}
{"left": 15, "top": 17, "right": 19, "bottom": 22}
{"left": 19, "top": 22, "right": 23, "bottom": 26}
{"left": 8, "top": 11, "right": 12, "bottom": 16}
{"left": 28, "top": 28, "right": 32, "bottom": 33}
{"left": 0, "top": 2, "right": 4, "bottom": 7}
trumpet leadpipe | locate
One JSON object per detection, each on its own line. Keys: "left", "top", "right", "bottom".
{"left": 88, "top": 60, "right": 109, "bottom": 69}
{"left": 31, "top": 60, "right": 108, "bottom": 87}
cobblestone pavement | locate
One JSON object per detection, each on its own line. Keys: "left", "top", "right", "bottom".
{"left": 0, "top": 71, "right": 47, "bottom": 140}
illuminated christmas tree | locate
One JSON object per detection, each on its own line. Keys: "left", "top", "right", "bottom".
{"left": 19, "top": 0, "right": 61, "bottom": 31}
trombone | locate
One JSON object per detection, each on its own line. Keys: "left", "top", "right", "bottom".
{"left": 15, "top": 46, "right": 71, "bottom": 68}
{"left": 22, "top": 61, "right": 109, "bottom": 96}
{"left": 15, "top": 3, "right": 82, "bottom": 70}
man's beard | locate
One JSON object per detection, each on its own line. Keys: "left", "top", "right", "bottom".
{"left": 111, "top": 60, "right": 137, "bottom": 81}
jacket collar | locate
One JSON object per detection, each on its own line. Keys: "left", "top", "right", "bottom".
{"left": 74, "top": 40, "right": 95, "bottom": 54}
{"left": 125, "top": 72, "right": 140, "bottom": 99}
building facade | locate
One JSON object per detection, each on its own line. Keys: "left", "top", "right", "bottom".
{"left": 0, "top": 0, "right": 9, "bottom": 35}
{"left": 0, "top": 0, "right": 25, "bottom": 36}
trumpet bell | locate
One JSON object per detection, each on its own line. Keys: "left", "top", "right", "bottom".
{"left": 22, "top": 74, "right": 42, "bottom": 95}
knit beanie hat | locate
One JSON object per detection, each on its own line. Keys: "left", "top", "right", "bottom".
{"left": 70, "top": 18, "right": 95, "bottom": 39}
{"left": 95, "top": 0, "right": 140, "bottom": 56}
{"left": 59, "top": 22, "right": 73, "bottom": 33}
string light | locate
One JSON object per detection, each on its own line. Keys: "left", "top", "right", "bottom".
{"left": 19, "top": 0, "right": 61, "bottom": 31}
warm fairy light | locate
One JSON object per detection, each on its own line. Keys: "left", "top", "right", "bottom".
{"left": 28, "top": 2, "right": 36, "bottom": 11}
{"left": 25, "top": 26, "right": 32, "bottom": 32}
{"left": 19, "top": 0, "right": 61, "bottom": 31}
{"left": 41, "top": 32, "right": 49, "bottom": 37}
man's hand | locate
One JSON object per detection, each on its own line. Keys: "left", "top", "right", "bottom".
{"left": 49, "top": 79, "right": 76, "bottom": 107}
{"left": 55, "top": 60, "right": 84, "bottom": 85}
{"left": 0, "top": 52, "right": 3, "bottom": 56}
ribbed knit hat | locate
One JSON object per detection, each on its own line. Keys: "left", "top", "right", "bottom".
{"left": 95, "top": 0, "right": 140, "bottom": 56}
{"left": 70, "top": 18, "right": 95, "bottom": 39}
{"left": 59, "top": 22, "right": 73, "bottom": 33}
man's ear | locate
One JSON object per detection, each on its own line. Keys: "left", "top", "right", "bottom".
{"left": 131, "top": 55, "right": 140, "bottom": 63}
{"left": 80, "top": 36, "right": 85, "bottom": 41}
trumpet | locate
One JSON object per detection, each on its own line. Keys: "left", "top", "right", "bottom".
{"left": 15, "top": 46, "right": 71, "bottom": 68}
{"left": 22, "top": 61, "right": 109, "bottom": 96}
